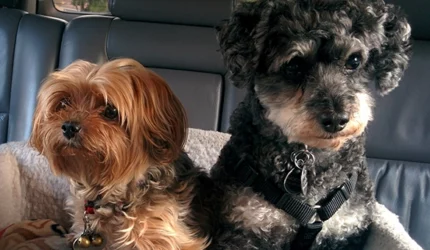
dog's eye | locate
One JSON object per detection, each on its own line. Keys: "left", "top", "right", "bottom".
{"left": 57, "top": 98, "right": 70, "bottom": 111}
{"left": 345, "top": 53, "right": 362, "bottom": 70}
{"left": 103, "top": 104, "right": 118, "bottom": 120}
{"left": 283, "top": 57, "right": 304, "bottom": 72}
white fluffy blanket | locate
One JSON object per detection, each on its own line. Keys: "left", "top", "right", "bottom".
{"left": 0, "top": 128, "right": 423, "bottom": 250}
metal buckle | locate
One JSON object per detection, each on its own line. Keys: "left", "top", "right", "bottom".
{"left": 337, "top": 182, "right": 350, "bottom": 200}
{"left": 308, "top": 205, "right": 322, "bottom": 223}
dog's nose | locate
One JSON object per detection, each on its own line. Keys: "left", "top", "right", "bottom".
{"left": 318, "top": 113, "right": 349, "bottom": 133}
{"left": 62, "top": 121, "right": 81, "bottom": 139}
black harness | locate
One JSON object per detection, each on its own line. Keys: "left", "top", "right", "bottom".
{"left": 231, "top": 151, "right": 358, "bottom": 250}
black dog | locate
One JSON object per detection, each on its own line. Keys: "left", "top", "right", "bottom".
{"left": 208, "top": 0, "right": 411, "bottom": 249}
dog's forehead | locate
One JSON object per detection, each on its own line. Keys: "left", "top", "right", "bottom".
{"left": 263, "top": 1, "right": 384, "bottom": 59}
{"left": 54, "top": 81, "right": 114, "bottom": 106}
{"left": 271, "top": 0, "right": 380, "bottom": 38}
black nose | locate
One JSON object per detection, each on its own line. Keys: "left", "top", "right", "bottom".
{"left": 62, "top": 121, "right": 81, "bottom": 139}
{"left": 318, "top": 113, "right": 349, "bottom": 133}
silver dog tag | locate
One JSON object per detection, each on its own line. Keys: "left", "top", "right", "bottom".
{"left": 283, "top": 146, "right": 314, "bottom": 196}
{"left": 300, "top": 166, "right": 308, "bottom": 196}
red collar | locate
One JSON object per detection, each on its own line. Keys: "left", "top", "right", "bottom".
{"left": 84, "top": 200, "right": 96, "bottom": 214}
{"left": 84, "top": 197, "right": 129, "bottom": 215}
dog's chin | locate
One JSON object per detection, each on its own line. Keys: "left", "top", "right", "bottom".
{"left": 288, "top": 128, "right": 365, "bottom": 151}
{"left": 48, "top": 138, "right": 145, "bottom": 187}
{"left": 49, "top": 149, "right": 109, "bottom": 185}
{"left": 48, "top": 140, "right": 106, "bottom": 178}
{"left": 289, "top": 135, "right": 349, "bottom": 150}
{"left": 52, "top": 139, "right": 92, "bottom": 158}
{"left": 57, "top": 141, "right": 81, "bottom": 154}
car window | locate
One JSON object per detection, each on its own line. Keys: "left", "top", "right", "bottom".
{"left": 53, "top": 0, "right": 109, "bottom": 13}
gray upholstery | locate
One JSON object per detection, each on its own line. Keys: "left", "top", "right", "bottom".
{"left": 0, "top": 0, "right": 428, "bottom": 248}
{"left": 0, "top": 9, "right": 24, "bottom": 144}
{"left": 109, "top": 0, "right": 232, "bottom": 26}
{"left": 0, "top": 0, "right": 18, "bottom": 8}
{"left": 0, "top": 8, "right": 66, "bottom": 143}
{"left": 107, "top": 22, "right": 225, "bottom": 73}
{"left": 151, "top": 68, "right": 223, "bottom": 130}
{"left": 8, "top": 15, "right": 66, "bottom": 142}
{"left": 367, "top": 0, "right": 430, "bottom": 249}
{"left": 387, "top": 0, "right": 429, "bottom": 40}
{"left": 364, "top": 1, "right": 430, "bottom": 248}
{"left": 58, "top": 1, "right": 232, "bottom": 131}
{"left": 59, "top": 16, "right": 112, "bottom": 67}
{"left": 366, "top": 41, "right": 430, "bottom": 163}
{"left": 368, "top": 159, "right": 430, "bottom": 248}
{"left": 365, "top": 41, "right": 430, "bottom": 249}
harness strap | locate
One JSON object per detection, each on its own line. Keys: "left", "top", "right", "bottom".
{"left": 316, "top": 172, "right": 358, "bottom": 221}
{"left": 231, "top": 158, "right": 358, "bottom": 249}
{"left": 288, "top": 222, "right": 323, "bottom": 250}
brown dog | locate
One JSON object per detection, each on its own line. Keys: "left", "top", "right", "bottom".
{"left": 29, "top": 59, "right": 209, "bottom": 250}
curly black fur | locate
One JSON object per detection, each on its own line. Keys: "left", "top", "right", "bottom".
{"left": 216, "top": 0, "right": 411, "bottom": 95}
{"left": 208, "top": 0, "right": 412, "bottom": 249}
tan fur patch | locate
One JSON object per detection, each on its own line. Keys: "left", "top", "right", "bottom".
{"left": 260, "top": 88, "right": 373, "bottom": 150}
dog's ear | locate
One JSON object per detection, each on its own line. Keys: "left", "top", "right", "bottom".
{"left": 118, "top": 63, "right": 187, "bottom": 165}
{"left": 29, "top": 95, "right": 45, "bottom": 153}
{"left": 370, "top": 4, "right": 412, "bottom": 95}
{"left": 141, "top": 70, "right": 188, "bottom": 165}
{"left": 217, "top": 1, "right": 264, "bottom": 89}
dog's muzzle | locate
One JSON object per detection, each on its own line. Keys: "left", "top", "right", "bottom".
{"left": 318, "top": 112, "right": 349, "bottom": 133}
{"left": 62, "top": 121, "right": 81, "bottom": 139}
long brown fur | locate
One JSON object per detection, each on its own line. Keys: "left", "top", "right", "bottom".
{"left": 29, "top": 59, "right": 209, "bottom": 250}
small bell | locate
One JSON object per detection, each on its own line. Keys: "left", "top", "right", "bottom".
{"left": 77, "top": 235, "right": 91, "bottom": 248}
{"left": 73, "top": 206, "right": 107, "bottom": 250}
{"left": 91, "top": 234, "right": 104, "bottom": 246}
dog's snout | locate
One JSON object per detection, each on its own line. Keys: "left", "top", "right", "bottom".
{"left": 318, "top": 113, "right": 349, "bottom": 133}
{"left": 62, "top": 121, "right": 81, "bottom": 139}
